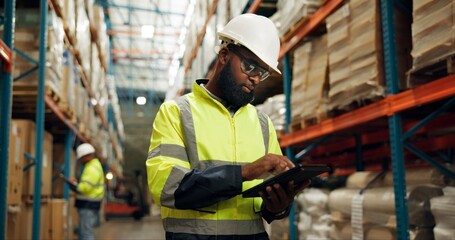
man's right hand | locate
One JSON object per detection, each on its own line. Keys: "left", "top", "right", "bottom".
{"left": 241, "top": 154, "right": 295, "bottom": 181}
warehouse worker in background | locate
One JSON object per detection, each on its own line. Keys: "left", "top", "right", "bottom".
{"left": 62, "top": 143, "right": 105, "bottom": 240}
{"left": 146, "top": 13, "right": 311, "bottom": 239}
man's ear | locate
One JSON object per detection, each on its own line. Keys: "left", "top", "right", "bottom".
{"left": 218, "top": 48, "right": 230, "bottom": 65}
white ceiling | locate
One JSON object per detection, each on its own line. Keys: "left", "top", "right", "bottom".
{"left": 106, "top": 0, "right": 192, "bottom": 97}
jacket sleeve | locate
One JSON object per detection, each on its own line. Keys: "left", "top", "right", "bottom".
{"left": 146, "top": 101, "right": 242, "bottom": 210}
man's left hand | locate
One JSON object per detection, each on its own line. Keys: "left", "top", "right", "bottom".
{"left": 259, "top": 179, "right": 312, "bottom": 214}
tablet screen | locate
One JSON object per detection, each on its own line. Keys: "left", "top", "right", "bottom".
{"left": 242, "top": 164, "right": 330, "bottom": 198}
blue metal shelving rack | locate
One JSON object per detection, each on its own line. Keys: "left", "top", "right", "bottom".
{"left": 280, "top": 1, "right": 455, "bottom": 240}
{"left": 0, "top": 0, "right": 15, "bottom": 237}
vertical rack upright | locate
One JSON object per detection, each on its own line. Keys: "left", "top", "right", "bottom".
{"left": 0, "top": 0, "right": 15, "bottom": 237}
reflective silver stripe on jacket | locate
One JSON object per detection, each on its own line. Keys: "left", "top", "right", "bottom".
{"left": 160, "top": 165, "right": 188, "bottom": 207}
{"left": 175, "top": 96, "right": 200, "bottom": 167}
{"left": 148, "top": 144, "right": 188, "bottom": 162}
{"left": 76, "top": 195, "right": 103, "bottom": 201}
{"left": 163, "top": 218, "right": 265, "bottom": 235}
{"left": 79, "top": 180, "right": 104, "bottom": 188}
{"left": 256, "top": 109, "right": 269, "bottom": 155}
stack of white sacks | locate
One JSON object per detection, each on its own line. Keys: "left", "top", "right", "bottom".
{"left": 327, "top": 168, "right": 453, "bottom": 239}
{"left": 256, "top": 94, "right": 286, "bottom": 132}
{"left": 431, "top": 186, "right": 455, "bottom": 240}
{"left": 296, "top": 188, "right": 332, "bottom": 239}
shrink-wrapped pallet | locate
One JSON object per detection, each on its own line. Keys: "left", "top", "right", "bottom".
{"left": 75, "top": 0, "right": 91, "bottom": 79}
{"left": 411, "top": 0, "right": 454, "bottom": 69}
{"left": 291, "top": 35, "right": 329, "bottom": 124}
{"left": 327, "top": 0, "right": 385, "bottom": 110}
{"left": 328, "top": 185, "right": 443, "bottom": 227}
{"left": 270, "top": 0, "right": 321, "bottom": 37}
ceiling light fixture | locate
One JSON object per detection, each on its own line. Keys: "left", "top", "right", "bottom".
{"left": 136, "top": 96, "right": 147, "bottom": 105}
{"left": 141, "top": 25, "right": 155, "bottom": 39}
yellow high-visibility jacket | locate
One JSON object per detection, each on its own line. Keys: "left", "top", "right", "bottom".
{"left": 75, "top": 158, "right": 105, "bottom": 210}
{"left": 146, "top": 79, "right": 283, "bottom": 236}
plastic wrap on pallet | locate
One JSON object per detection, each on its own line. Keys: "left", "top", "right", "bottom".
{"left": 431, "top": 187, "right": 455, "bottom": 240}
{"left": 270, "top": 0, "right": 321, "bottom": 37}
{"left": 328, "top": 185, "right": 443, "bottom": 227}
{"left": 411, "top": 0, "right": 454, "bottom": 69}
{"left": 93, "top": 4, "right": 110, "bottom": 68}
{"left": 76, "top": 0, "right": 91, "bottom": 79}
{"left": 346, "top": 168, "right": 455, "bottom": 189}
{"left": 61, "top": 50, "right": 76, "bottom": 114}
{"left": 59, "top": 0, "right": 76, "bottom": 37}
{"left": 256, "top": 94, "right": 286, "bottom": 131}
{"left": 327, "top": 0, "right": 385, "bottom": 111}
{"left": 91, "top": 42, "right": 102, "bottom": 99}
{"left": 291, "top": 35, "right": 328, "bottom": 123}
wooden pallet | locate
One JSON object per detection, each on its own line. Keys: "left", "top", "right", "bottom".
{"left": 23, "top": 195, "right": 51, "bottom": 204}
{"left": 291, "top": 110, "right": 329, "bottom": 132}
{"left": 13, "top": 82, "right": 61, "bottom": 104}
{"left": 407, "top": 51, "right": 455, "bottom": 88}
{"left": 58, "top": 101, "right": 74, "bottom": 120}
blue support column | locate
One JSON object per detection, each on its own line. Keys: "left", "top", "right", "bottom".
{"left": 381, "top": 0, "right": 409, "bottom": 239}
{"left": 32, "top": 0, "right": 48, "bottom": 239}
{"left": 0, "top": 0, "right": 15, "bottom": 237}
{"left": 283, "top": 53, "right": 298, "bottom": 240}
{"left": 64, "top": 131, "right": 74, "bottom": 200}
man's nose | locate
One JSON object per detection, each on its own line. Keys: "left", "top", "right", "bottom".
{"left": 248, "top": 75, "right": 261, "bottom": 84}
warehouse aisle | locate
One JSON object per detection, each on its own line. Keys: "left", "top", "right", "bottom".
{"left": 95, "top": 215, "right": 165, "bottom": 240}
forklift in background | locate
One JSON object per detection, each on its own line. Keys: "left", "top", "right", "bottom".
{"left": 104, "top": 170, "right": 148, "bottom": 221}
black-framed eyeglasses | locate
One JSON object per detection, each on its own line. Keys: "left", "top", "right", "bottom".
{"left": 228, "top": 47, "right": 271, "bottom": 81}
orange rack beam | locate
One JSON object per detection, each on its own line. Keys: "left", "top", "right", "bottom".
{"left": 280, "top": 74, "right": 455, "bottom": 147}
{"left": 279, "top": 0, "right": 343, "bottom": 59}
{"left": 247, "top": 0, "right": 263, "bottom": 13}
{"left": 44, "top": 95, "right": 88, "bottom": 143}
{"left": 0, "top": 39, "right": 13, "bottom": 72}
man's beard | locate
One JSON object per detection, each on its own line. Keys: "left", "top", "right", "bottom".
{"left": 217, "top": 60, "right": 254, "bottom": 108}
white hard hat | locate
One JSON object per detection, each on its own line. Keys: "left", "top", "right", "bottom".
{"left": 76, "top": 143, "right": 95, "bottom": 159}
{"left": 217, "top": 13, "right": 281, "bottom": 74}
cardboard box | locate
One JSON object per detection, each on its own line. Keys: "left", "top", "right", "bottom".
{"left": 18, "top": 202, "right": 51, "bottom": 240}
{"left": 21, "top": 121, "right": 53, "bottom": 198}
{"left": 49, "top": 199, "right": 69, "bottom": 240}
{"left": 7, "top": 121, "right": 25, "bottom": 204}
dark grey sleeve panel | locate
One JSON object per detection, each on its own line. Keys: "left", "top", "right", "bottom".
{"left": 174, "top": 165, "right": 243, "bottom": 209}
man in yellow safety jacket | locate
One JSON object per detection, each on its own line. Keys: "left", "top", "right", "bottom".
{"left": 146, "top": 13, "right": 311, "bottom": 239}
{"left": 66, "top": 143, "right": 105, "bottom": 240}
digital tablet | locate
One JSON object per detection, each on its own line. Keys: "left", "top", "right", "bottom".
{"left": 242, "top": 164, "right": 331, "bottom": 198}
